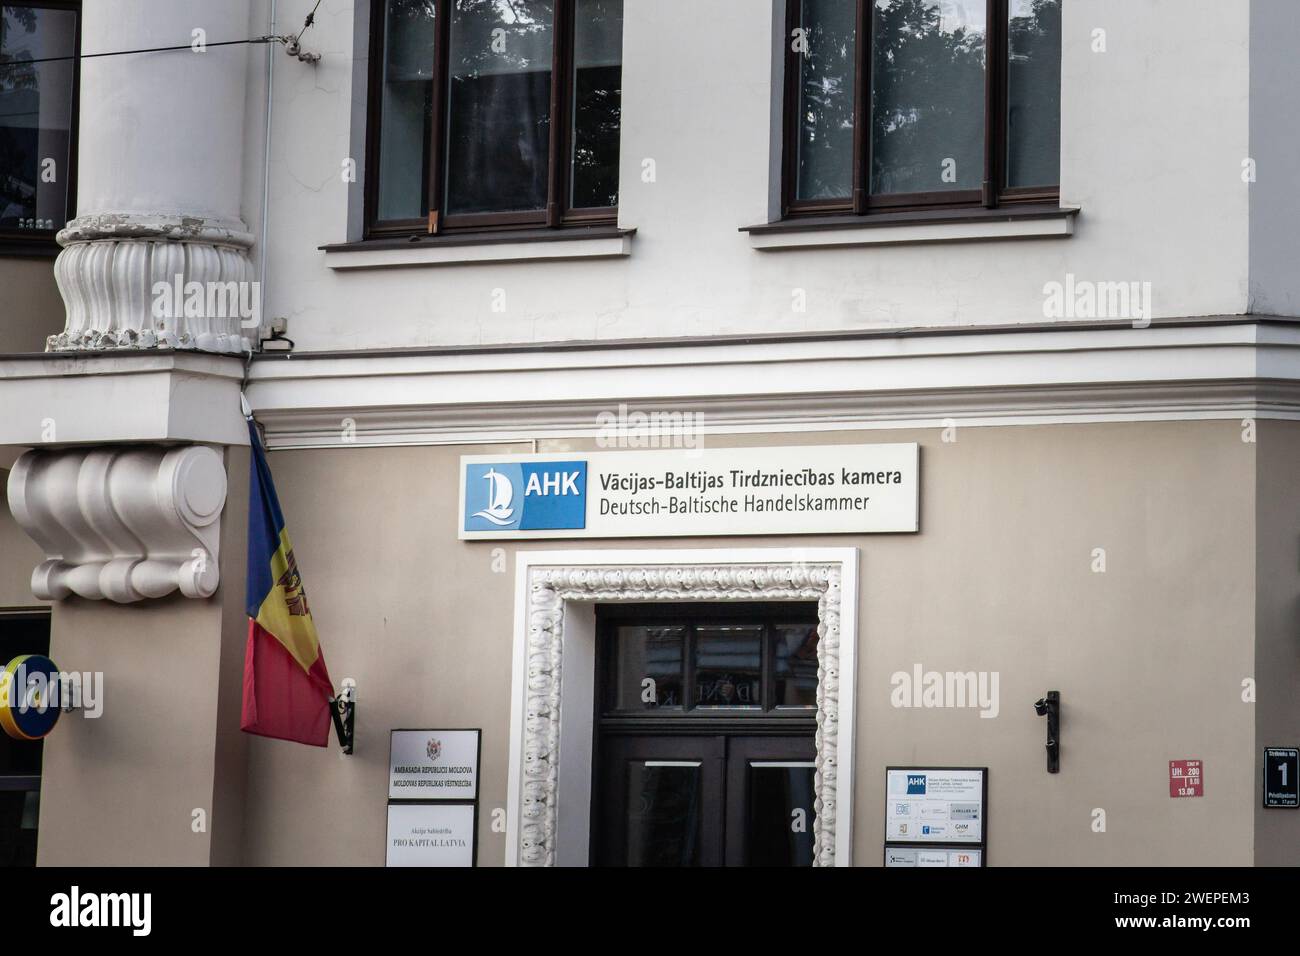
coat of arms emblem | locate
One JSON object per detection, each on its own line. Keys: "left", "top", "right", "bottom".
{"left": 426, "top": 738, "right": 441, "bottom": 762}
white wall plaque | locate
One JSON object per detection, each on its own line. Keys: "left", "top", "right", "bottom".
{"left": 459, "top": 443, "right": 919, "bottom": 539}
{"left": 385, "top": 803, "right": 475, "bottom": 867}
{"left": 885, "top": 767, "right": 986, "bottom": 844}
{"left": 884, "top": 846, "right": 983, "bottom": 867}
{"left": 388, "top": 729, "right": 480, "bottom": 800}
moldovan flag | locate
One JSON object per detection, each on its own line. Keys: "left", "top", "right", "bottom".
{"left": 241, "top": 417, "right": 335, "bottom": 746}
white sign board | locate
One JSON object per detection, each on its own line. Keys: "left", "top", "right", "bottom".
{"left": 459, "top": 443, "right": 919, "bottom": 540}
{"left": 388, "top": 729, "right": 480, "bottom": 800}
{"left": 884, "top": 846, "right": 983, "bottom": 867}
{"left": 385, "top": 803, "right": 475, "bottom": 867}
{"left": 885, "top": 768, "right": 985, "bottom": 844}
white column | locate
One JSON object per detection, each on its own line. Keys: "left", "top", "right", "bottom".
{"left": 49, "top": 0, "right": 256, "bottom": 353}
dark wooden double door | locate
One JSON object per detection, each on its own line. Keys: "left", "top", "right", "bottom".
{"left": 595, "top": 733, "right": 815, "bottom": 866}
{"left": 592, "top": 603, "right": 819, "bottom": 867}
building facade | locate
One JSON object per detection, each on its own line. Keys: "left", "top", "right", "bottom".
{"left": 1, "top": 0, "right": 1298, "bottom": 866}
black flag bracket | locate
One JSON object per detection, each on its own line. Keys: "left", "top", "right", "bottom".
{"left": 330, "top": 678, "right": 356, "bottom": 756}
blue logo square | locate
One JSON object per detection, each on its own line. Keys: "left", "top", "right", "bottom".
{"left": 464, "top": 461, "right": 587, "bottom": 533}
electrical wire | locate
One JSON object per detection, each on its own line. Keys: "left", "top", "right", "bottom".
{"left": 1, "top": 37, "right": 279, "bottom": 68}
{"left": 0, "top": 0, "right": 322, "bottom": 69}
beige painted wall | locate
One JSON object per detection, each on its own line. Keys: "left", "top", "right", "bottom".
{"left": 235, "top": 419, "right": 1260, "bottom": 866}
{"left": 33, "top": 446, "right": 250, "bottom": 866}
{"left": 1253, "top": 420, "right": 1300, "bottom": 864}
{"left": 0, "top": 259, "right": 63, "bottom": 354}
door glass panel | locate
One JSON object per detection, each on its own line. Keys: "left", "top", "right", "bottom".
{"left": 870, "top": 0, "right": 987, "bottom": 195}
{"left": 626, "top": 761, "right": 702, "bottom": 866}
{"left": 773, "top": 624, "right": 819, "bottom": 708}
{"left": 793, "top": 0, "right": 857, "bottom": 202}
{"left": 445, "top": 0, "right": 555, "bottom": 215}
{"left": 747, "top": 762, "right": 816, "bottom": 866}
{"left": 693, "top": 625, "right": 762, "bottom": 708}
{"left": 1006, "top": 0, "right": 1061, "bottom": 188}
{"left": 611, "top": 626, "right": 683, "bottom": 709}
{"left": 570, "top": 0, "right": 622, "bottom": 209}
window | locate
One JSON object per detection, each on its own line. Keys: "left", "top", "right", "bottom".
{"left": 0, "top": 1, "right": 79, "bottom": 253}
{"left": 0, "top": 612, "right": 50, "bottom": 867}
{"left": 783, "top": 0, "right": 1061, "bottom": 218}
{"left": 600, "top": 604, "right": 820, "bottom": 716}
{"left": 366, "top": 0, "right": 623, "bottom": 238}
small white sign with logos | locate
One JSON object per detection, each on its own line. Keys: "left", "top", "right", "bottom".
{"left": 385, "top": 803, "right": 475, "bottom": 867}
{"left": 884, "top": 846, "right": 983, "bottom": 867}
{"left": 459, "top": 443, "right": 919, "bottom": 540}
{"left": 388, "top": 729, "right": 480, "bottom": 800}
{"left": 885, "top": 768, "right": 985, "bottom": 844}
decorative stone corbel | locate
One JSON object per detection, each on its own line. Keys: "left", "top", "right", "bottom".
{"left": 6, "top": 446, "right": 228, "bottom": 602}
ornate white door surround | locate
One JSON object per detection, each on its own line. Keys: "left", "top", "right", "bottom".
{"left": 506, "top": 548, "right": 859, "bottom": 867}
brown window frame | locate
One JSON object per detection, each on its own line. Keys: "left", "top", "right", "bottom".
{"left": 0, "top": 0, "right": 81, "bottom": 257}
{"left": 364, "top": 0, "right": 620, "bottom": 240}
{"left": 781, "top": 0, "right": 1059, "bottom": 220}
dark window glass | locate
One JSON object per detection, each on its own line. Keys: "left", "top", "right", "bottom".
{"left": 793, "top": 0, "right": 856, "bottom": 201}
{"left": 747, "top": 763, "right": 816, "bottom": 866}
{"left": 376, "top": 0, "right": 435, "bottom": 221}
{"left": 444, "top": 0, "right": 554, "bottom": 216}
{"left": 611, "top": 625, "right": 683, "bottom": 710}
{"left": 1006, "top": 0, "right": 1060, "bottom": 188}
{"left": 784, "top": 0, "right": 1059, "bottom": 216}
{"left": 370, "top": 0, "right": 620, "bottom": 233}
{"left": 569, "top": 0, "right": 621, "bottom": 209}
{"left": 0, "top": 3, "right": 77, "bottom": 238}
{"left": 625, "top": 762, "right": 702, "bottom": 866}
{"left": 773, "top": 623, "right": 819, "bottom": 708}
{"left": 0, "top": 614, "right": 49, "bottom": 868}
{"left": 870, "top": 0, "right": 986, "bottom": 195}
{"left": 693, "top": 625, "right": 762, "bottom": 709}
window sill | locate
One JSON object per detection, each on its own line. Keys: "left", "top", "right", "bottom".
{"left": 320, "top": 226, "right": 635, "bottom": 270}
{"left": 740, "top": 204, "right": 1079, "bottom": 250}
{"left": 0, "top": 236, "right": 61, "bottom": 259}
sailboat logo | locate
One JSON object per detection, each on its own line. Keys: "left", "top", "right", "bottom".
{"left": 472, "top": 468, "right": 515, "bottom": 525}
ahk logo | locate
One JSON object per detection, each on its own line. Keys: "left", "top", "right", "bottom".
{"left": 906, "top": 774, "right": 927, "bottom": 795}
{"left": 464, "top": 461, "right": 588, "bottom": 533}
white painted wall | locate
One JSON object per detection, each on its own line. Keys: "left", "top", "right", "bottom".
{"left": 250, "top": 0, "right": 1253, "bottom": 352}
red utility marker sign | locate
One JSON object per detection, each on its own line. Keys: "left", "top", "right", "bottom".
{"left": 1169, "top": 759, "right": 1203, "bottom": 798}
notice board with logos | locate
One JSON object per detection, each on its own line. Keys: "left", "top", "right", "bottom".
{"left": 883, "top": 766, "right": 988, "bottom": 867}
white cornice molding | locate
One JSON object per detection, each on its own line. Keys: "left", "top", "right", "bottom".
{"left": 6, "top": 445, "right": 227, "bottom": 603}
{"left": 243, "top": 321, "right": 1300, "bottom": 448}
{"left": 0, "top": 352, "right": 247, "bottom": 447}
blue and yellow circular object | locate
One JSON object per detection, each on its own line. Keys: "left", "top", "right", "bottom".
{"left": 0, "top": 654, "right": 61, "bottom": 740}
